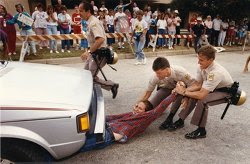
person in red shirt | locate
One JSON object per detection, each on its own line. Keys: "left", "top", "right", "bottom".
{"left": 71, "top": 5, "right": 82, "bottom": 49}
{"left": 79, "top": 89, "right": 182, "bottom": 152}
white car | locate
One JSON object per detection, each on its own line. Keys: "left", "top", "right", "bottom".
{"left": 0, "top": 61, "right": 105, "bottom": 162}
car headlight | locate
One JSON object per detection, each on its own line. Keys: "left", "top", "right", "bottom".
{"left": 76, "top": 113, "right": 90, "bottom": 133}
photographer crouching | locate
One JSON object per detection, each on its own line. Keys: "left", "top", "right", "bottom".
{"left": 79, "top": 2, "right": 119, "bottom": 99}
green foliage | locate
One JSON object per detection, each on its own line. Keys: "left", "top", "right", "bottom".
{"left": 171, "top": 0, "right": 250, "bottom": 20}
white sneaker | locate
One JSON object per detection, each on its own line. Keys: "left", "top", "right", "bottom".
{"left": 39, "top": 47, "right": 43, "bottom": 50}
{"left": 50, "top": 50, "right": 53, "bottom": 53}
{"left": 13, "top": 52, "right": 16, "bottom": 55}
{"left": 55, "top": 50, "right": 59, "bottom": 54}
{"left": 8, "top": 52, "right": 12, "bottom": 56}
{"left": 134, "top": 61, "right": 142, "bottom": 65}
{"left": 67, "top": 50, "right": 71, "bottom": 53}
{"left": 61, "top": 49, "right": 65, "bottom": 53}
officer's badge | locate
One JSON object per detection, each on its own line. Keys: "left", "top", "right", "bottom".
{"left": 207, "top": 73, "right": 214, "bottom": 81}
{"left": 184, "top": 74, "right": 191, "bottom": 80}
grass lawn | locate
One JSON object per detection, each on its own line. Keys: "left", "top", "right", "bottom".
{"left": 2, "top": 40, "right": 243, "bottom": 61}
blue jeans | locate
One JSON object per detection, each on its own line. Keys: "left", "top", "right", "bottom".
{"left": 47, "top": 25, "right": 58, "bottom": 51}
{"left": 60, "top": 28, "right": 70, "bottom": 50}
{"left": 157, "top": 29, "right": 166, "bottom": 46}
{"left": 79, "top": 126, "right": 115, "bottom": 152}
{"left": 20, "top": 29, "right": 37, "bottom": 54}
{"left": 134, "top": 35, "right": 146, "bottom": 62}
{"left": 168, "top": 30, "right": 176, "bottom": 47}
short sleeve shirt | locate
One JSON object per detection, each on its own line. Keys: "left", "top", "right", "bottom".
{"left": 147, "top": 65, "right": 195, "bottom": 92}
{"left": 87, "top": 15, "right": 107, "bottom": 47}
{"left": 196, "top": 62, "right": 233, "bottom": 92}
{"left": 132, "top": 19, "right": 148, "bottom": 33}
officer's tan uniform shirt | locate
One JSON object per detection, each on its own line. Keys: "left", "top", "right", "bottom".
{"left": 147, "top": 65, "right": 195, "bottom": 92}
{"left": 196, "top": 62, "right": 233, "bottom": 92}
{"left": 87, "top": 15, "right": 107, "bottom": 48}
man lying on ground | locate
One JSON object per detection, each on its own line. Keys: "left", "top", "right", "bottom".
{"left": 80, "top": 82, "right": 185, "bottom": 152}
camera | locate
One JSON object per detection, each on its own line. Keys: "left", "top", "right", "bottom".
{"left": 93, "top": 47, "right": 118, "bottom": 65}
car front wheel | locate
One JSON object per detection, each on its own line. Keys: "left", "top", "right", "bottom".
{"left": 1, "top": 138, "right": 53, "bottom": 162}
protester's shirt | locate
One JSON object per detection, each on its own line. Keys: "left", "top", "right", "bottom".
{"left": 7, "top": 12, "right": 32, "bottom": 30}
{"left": 196, "top": 62, "right": 233, "bottom": 92}
{"left": 47, "top": 12, "right": 58, "bottom": 26}
{"left": 204, "top": 20, "right": 213, "bottom": 29}
{"left": 81, "top": 19, "right": 87, "bottom": 32}
{"left": 213, "top": 18, "right": 222, "bottom": 31}
{"left": 0, "top": 13, "right": 16, "bottom": 33}
{"left": 72, "top": 13, "right": 81, "bottom": 29}
{"left": 190, "top": 17, "right": 197, "bottom": 29}
{"left": 174, "top": 16, "right": 180, "bottom": 27}
{"left": 106, "top": 94, "right": 176, "bottom": 143}
{"left": 221, "top": 22, "right": 229, "bottom": 31}
{"left": 147, "top": 65, "right": 195, "bottom": 91}
{"left": 58, "top": 13, "right": 71, "bottom": 25}
{"left": 149, "top": 18, "right": 157, "bottom": 34}
{"left": 106, "top": 15, "right": 114, "bottom": 25}
{"left": 167, "top": 18, "right": 177, "bottom": 32}
{"left": 157, "top": 19, "right": 167, "bottom": 30}
{"left": 142, "top": 15, "right": 150, "bottom": 29}
{"left": 192, "top": 23, "right": 205, "bottom": 37}
{"left": 132, "top": 19, "right": 147, "bottom": 33}
{"left": 114, "top": 12, "right": 126, "bottom": 21}
{"left": 32, "top": 11, "right": 48, "bottom": 28}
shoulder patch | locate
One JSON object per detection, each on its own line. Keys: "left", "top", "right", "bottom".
{"left": 207, "top": 73, "right": 214, "bottom": 81}
{"left": 184, "top": 74, "right": 191, "bottom": 80}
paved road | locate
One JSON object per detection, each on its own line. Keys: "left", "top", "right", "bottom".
{"left": 62, "top": 52, "right": 250, "bottom": 164}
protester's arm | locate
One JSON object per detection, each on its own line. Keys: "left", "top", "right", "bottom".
{"left": 152, "top": 94, "right": 176, "bottom": 117}
{"left": 7, "top": 14, "right": 18, "bottom": 25}
{"left": 176, "top": 86, "right": 210, "bottom": 100}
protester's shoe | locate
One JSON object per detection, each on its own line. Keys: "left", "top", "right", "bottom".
{"left": 61, "top": 49, "right": 65, "bottom": 53}
{"left": 185, "top": 128, "right": 206, "bottom": 139}
{"left": 39, "top": 47, "right": 43, "bottom": 50}
{"left": 134, "top": 61, "right": 142, "bottom": 65}
{"left": 167, "top": 119, "right": 184, "bottom": 132}
{"left": 159, "top": 119, "right": 173, "bottom": 130}
{"left": 55, "top": 50, "right": 59, "bottom": 54}
{"left": 67, "top": 50, "right": 71, "bottom": 53}
{"left": 13, "top": 52, "right": 16, "bottom": 55}
{"left": 50, "top": 50, "right": 53, "bottom": 54}
{"left": 111, "top": 84, "right": 119, "bottom": 99}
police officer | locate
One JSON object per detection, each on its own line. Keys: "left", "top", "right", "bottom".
{"left": 138, "top": 57, "right": 195, "bottom": 130}
{"left": 79, "top": 2, "right": 119, "bottom": 99}
{"left": 174, "top": 45, "right": 234, "bottom": 139}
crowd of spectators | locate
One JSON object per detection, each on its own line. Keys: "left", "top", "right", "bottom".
{"left": 0, "top": 0, "right": 249, "bottom": 59}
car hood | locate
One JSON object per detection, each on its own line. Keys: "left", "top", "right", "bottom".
{"left": 0, "top": 62, "right": 93, "bottom": 113}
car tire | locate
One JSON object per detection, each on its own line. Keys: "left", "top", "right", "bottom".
{"left": 1, "top": 138, "right": 53, "bottom": 162}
